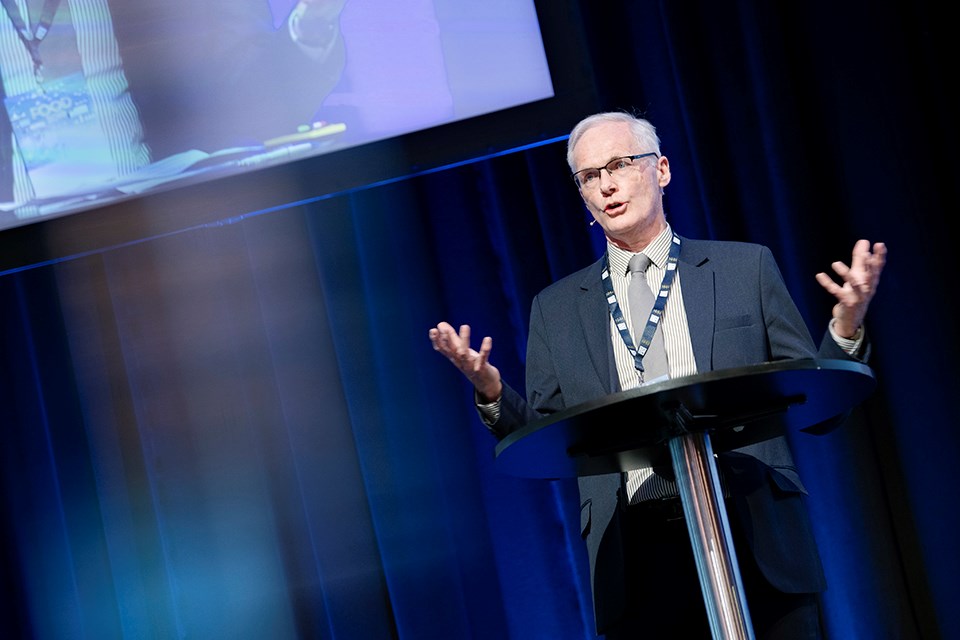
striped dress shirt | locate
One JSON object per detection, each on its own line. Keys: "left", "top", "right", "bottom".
{"left": 0, "top": 0, "right": 149, "bottom": 215}
{"left": 606, "top": 224, "right": 697, "bottom": 503}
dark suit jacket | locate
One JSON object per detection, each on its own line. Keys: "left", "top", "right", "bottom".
{"left": 489, "top": 236, "right": 866, "bottom": 634}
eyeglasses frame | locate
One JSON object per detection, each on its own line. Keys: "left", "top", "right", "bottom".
{"left": 572, "top": 152, "right": 660, "bottom": 189}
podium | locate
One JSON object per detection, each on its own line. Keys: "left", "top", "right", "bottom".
{"left": 494, "top": 359, "right": 876, "bottom": 639}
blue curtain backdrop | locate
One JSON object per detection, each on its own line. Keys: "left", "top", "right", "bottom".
{"left": 1, "top": 1, "right": 957, "bottom": 638}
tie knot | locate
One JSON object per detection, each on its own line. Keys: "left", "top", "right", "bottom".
{"left": 628, "top": 253, "right": 652, "bottom": 275}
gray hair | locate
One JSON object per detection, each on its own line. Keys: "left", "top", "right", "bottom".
{"left": 566, "top": 112, "right": 662, "bottom": 172}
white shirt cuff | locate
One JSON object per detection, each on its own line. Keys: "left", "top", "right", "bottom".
{"left": 828, "top": 318, "right": 864, "bottom": 356}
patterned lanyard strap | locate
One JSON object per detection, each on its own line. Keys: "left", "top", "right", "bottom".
{"left": 1, "top": 0, "right": 62, "bottom": 81}
{"left": 600, "top": 233, "right": 681, "bottom": 373}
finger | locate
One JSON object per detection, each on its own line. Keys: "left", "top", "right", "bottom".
{"left": 830, "top": 260, "right": 852, "bottom": 281}
{"left": 858, "top": 239, "right": 889, "bottom": 279}
{"left": 475, "top": 336, "right": 493, "bottom": 371}
{"left": 872, "top": 241, "right": 887, "bottom": 261}
{"left": 457, "top": 324, "right": 472, "bottom": 354}
{"left": 869, "top": 242, "right": 888, "bottom": 273}
{"left": 852, "top": 238, "right": 871, "bottom": 259}
{"left": 834, "top": 258, "right": 869, "bottom": 291}
{"left": 439, "top": 321, "right": 461, "bottom": 341}
{"left": 852, "top": 242, "right": 882, "bottom": 291}
{"left": 433, "top": 323, "right": 463, "bottom": 357}
{"left": 815, "top": 271, "right": 844, "bottom": 296}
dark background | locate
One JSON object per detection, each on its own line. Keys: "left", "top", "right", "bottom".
{"left": 1, "top": 1, "right": 956, "bottom": 638}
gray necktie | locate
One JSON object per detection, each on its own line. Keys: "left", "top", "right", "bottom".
{"left": 628, "top": 253, "right": 669, "bottom": 382}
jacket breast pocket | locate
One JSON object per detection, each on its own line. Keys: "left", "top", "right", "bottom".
{"left": 716, "top": 314, "right": 753, "bottom": 331}
{"left": 713, "top": 319, "right": 765, "bottom": 368}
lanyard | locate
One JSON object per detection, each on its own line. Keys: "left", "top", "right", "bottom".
{"left": 1, "top": 0, "right": 62, "bottom": 81}
{"left": 601, "top": 233, "right": 681, "bottom": 373}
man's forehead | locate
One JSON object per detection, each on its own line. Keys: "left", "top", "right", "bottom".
{"left": 573, "top": 123, "right": 638, "bottom": 167}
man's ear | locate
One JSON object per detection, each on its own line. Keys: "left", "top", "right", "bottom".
{"left": 657, "top": 155, "right": 671, "bottom": 188}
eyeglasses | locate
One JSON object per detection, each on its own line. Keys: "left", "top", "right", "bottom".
{"left": 572, "top": 153, "right": 659, "bottom": 189}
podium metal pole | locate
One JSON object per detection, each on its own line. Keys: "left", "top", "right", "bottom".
{"left": 669, "top": 430, "right": 754, "bottom": 640}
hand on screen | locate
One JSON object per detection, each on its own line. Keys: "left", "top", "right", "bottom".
{"left": 288, "top": 0, "right": 347, "bottom": 59}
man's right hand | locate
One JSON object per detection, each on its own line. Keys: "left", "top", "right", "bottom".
{"left": 428, "top": 322, "right": 502, "bottom": 402}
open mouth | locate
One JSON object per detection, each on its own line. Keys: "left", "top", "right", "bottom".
{"left": 605, "top": 202, "right": 626, "bottom": 214}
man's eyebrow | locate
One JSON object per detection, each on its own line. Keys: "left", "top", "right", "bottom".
{"left": 580, "top": 155, "right": 628, "bottom": 170}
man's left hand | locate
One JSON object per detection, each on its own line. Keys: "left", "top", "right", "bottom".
{"left": 815, "top": 239, "right": 887, "bottom": 339}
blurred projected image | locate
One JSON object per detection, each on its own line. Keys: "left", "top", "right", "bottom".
{"left": 0, "top": 0, "right": 552, "bottom": 229}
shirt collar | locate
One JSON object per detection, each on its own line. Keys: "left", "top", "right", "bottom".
{"left": 606, "top": 224, "right": 674, "bottom": 278}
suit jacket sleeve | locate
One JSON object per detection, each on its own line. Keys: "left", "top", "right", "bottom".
{"left": 488, "top": 292, "right": 569, "bottom": 439}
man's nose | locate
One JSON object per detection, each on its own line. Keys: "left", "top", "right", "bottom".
{"left": 599, "top": 170, "right": 618, "bottom": 193}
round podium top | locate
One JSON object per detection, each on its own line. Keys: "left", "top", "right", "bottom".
{"left": 494, "top": 358, "right": 875, "bottom": 479}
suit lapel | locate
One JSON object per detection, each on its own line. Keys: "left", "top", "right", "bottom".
{"left": 577, "top": 260, "right": 618, "bottom": 394}
{"left": 571, "top": 240, "right": 718, "bottom": 393}
{"left": 677, "top": 239, "right": 715, "bottom": 374}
